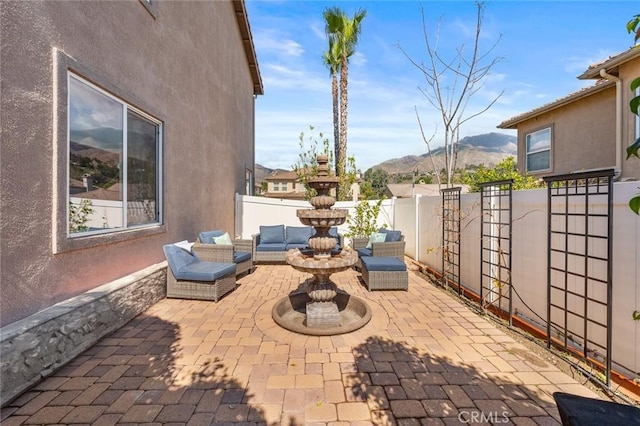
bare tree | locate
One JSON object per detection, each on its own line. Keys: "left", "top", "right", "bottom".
{"left": 400, "top": 1, "right": 504, "bottom": 187}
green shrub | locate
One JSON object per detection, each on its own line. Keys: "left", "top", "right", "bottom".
{"left": 345, "top": 199, "right": 385, "bottom": 240}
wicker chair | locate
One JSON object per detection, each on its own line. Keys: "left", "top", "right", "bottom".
{"left": 192, "top": 230, "right": 253, "bottom": 276}
{"left": 352, "top": 237, "right": 405, "bottom": 259}
{"left": 163, "top": 244, "right": 237, "bottom": 302}
{"left": 352, "top": 229, "right": 406, "bottom": 270}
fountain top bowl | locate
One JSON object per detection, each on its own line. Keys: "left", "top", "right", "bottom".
{"left": 286, "top": 248, "right": 358, "bottom": 275}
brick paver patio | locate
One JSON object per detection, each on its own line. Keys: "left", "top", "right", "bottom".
{"left": 1, "top": 264, "right": 608, "bottom": 425}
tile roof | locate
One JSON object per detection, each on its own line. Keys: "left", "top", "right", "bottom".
{"left": 578, "top": 45, "right": 640, "bottom": 80}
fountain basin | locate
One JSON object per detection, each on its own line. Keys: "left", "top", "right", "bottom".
{"left": 272, "top": 284, "right": 372, "bottom": 336}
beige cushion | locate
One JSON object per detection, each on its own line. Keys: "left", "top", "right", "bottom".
{"left": 213, "top": 232, "right": 233, "bottom": 245}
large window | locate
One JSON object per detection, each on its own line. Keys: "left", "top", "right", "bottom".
{"left": 68, "top": 73, "right": 162, "bottom": 236}
{"left": 525, "top": 127, "right": 551, "bottom": 173}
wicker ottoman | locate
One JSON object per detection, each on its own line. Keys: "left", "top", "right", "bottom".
{"left": 360, "top": 256, "right": 408, "bottom": 291}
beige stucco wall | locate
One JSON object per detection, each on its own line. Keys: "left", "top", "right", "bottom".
{"left": 516, "top": 87, "right": 616, "bottom": 177}
{"left": 0, "top": 1, "right": 257, "bottom": 326}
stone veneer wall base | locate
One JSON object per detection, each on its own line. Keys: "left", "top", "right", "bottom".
{"left": 0, "top": 262, "right": 168, "bottom": 406}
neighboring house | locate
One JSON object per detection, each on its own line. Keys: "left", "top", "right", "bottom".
{"left": 0, "top": 0, "right": 262, "bottom": 403}
{"left": 264, "top": 170, "right": 307, "bottom": 199}
{"left": 498, "top": 47, "right": 640, "bottom": 180}
{"left": 264, "top": 169, "right": 362, "bottom": 201}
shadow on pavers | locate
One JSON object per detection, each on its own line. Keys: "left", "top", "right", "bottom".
{"left": 348, "top": 336, "right": 558, "bottom": 424}
{"left": 1, "top": 312, "right": 298, "bottom": 425}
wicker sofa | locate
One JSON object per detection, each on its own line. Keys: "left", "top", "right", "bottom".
{"left": 252, "top": 225, "right": 344, "bottom": 263}
{"left": 163, "top": 244, "right": 237, "bottom": 302}
{"left": 192, "top": 230, "right": 253, "bottom": 276}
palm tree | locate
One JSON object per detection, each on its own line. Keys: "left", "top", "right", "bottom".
{"left": 322, "top": 38, "right": 341, "bottom": 174}
{"left": 324, "top": 7, "right": 366, "bottom": 199}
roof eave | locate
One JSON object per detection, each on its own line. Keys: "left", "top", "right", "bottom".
{"left": 497, "top": 80, "right": 615, "bottom": 129}
{"left": 577, "top": 46, "right": 640, "bottom": 80}
{"left": 233, "top": 0, "right": 263, "bottom": 95}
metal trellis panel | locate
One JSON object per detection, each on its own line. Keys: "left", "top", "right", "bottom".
{"left": 441, "top": 187, "right": 462, "bottom": 294}
{"left": 543, "top": 169, "right": 614, "bottom": 386}
{"left": 479, "top": 179, "right": 513, "bottom": 326}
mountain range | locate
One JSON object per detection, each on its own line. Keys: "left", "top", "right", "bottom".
{"left": 256, "top": 132, "right": 517, "bottom": 181}
{"left": 371, "top": 132, "right": 517, "bottom": 176}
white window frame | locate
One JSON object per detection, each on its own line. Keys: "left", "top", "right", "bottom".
{"left": 273, "top": 182, "right": 279, "bottom": 191}
{"left": 281, "top": 183, "right": 288, "bottom": 192}
{"left": 525, "top": 127, "right": 552, "bottom": 173}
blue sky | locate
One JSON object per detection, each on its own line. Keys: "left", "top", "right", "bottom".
{"left": 245, "top": 0, "right": 637, "bottom": 171}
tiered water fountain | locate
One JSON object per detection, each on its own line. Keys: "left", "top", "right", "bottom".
{"left": 271, "top": 155, "right": 371, "bottom": 335}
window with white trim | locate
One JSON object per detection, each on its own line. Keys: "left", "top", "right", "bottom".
{"left": 281, "top": 183, "right": 288, "bottom": 191}
{"left": 68, "top": 73, "right": 162, "bottom": 236}
{"left": 273, "top": 183, "right": 279, "bottom": 191}
{"left": 525, "top": 127, "right": 551, "bottom": 172}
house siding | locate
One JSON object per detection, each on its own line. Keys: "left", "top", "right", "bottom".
{"left": 516, "top": 86, "right": 616, "bottom": 177}
{"left": 0, "top": 1, "right": 258, "bottom": 326}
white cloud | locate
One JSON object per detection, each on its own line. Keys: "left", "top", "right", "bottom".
{"left": 350, "top": 51, "right": 367, "bottom": 67}
{"left": 261, "top": 62, "right": 329, "bottom": 92}
{"left": 253, "top": 29, "right": 304, "bottom": 57}
{"left": 563, "top": 49, "right": 619, "bottom": 75}
{"left": 309, "top": 21, "right": 326, "bottom": 40}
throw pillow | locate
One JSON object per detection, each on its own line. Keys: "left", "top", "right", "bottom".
{"left": 213, "top": 232, "right": 233, "bottom": 245}
{"left": 366, "top": 232, "right": 387, "bottom": 249}
{"left": 198, "top": 230, "right": 224, "bottom": 244}
{"left": 173, "top": 240, "right": 194, "bottom": 253}
{"left": 379, "top": 228, "right": 402, "bottom": 242}
{"left": 286, "top": 226, "right": 313, "bottom": 244}
{"left": 260, "top": 224, "right": 285, "bottom": 244}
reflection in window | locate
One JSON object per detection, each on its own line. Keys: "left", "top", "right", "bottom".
{"left": 525, "top": 127, "right": 551, "bottom": 172}
{"left": 68, "top": 74, "right": 161, "bottom": 235}
{"left": 127, "top": 111, "right": 158, "bottom": 225}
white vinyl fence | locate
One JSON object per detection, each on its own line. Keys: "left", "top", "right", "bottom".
{"left": 236, "top": 182, "right": 639, "bottom": 380}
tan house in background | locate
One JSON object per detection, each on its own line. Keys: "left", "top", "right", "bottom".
{"left": 498, "top": 47, "right": 640, "bottom": 181}
{"left": 264, "top": 170, "right": 307, "bottom": 199}
{"left": 0, "top": 0, "right": 262, "bottom": 404}
{"left": 263, "top": 169, "right": 362, "bottom": 201}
